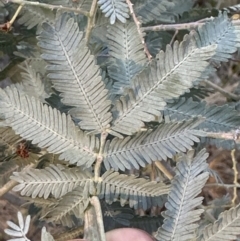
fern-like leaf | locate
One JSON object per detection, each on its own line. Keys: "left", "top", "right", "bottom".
{"left": 16, "top": 60, "right": 51, "bottom": 102}
{"left": 155, "top": 149, "right": 209, "bottom": 241}
{"left": 52, "top": 0, "right": 92, "bottom": 11}
{"left": 104, "top": 119, "right": 205, "bottom": 171}
{"left": 134, "top": 0, "right": 175, "bottom": 24}
{"left": 41, "top": 227, "right": 55, "bottom": 241}
{"left": 198, "top": 203, "right": 240, "bottom": 241}
{"left": 4, "top": 211, "right": 31, "bottom": 241}
{"left": 110, "top": 33, "right": 216, "bottom": 135}
{"left": 38, "top": 13, "right": 112, "bottom": 133}
{"left": 18, "top": 6, "right": 54, "bottom": 29}
{"left": 196, "top": 12, "right": 240, "bottom": 62}
{"left": 98, "top": 0, "right": 129, "bottom": 24}
{"left": 97, "top": 170, "right": 169, "bottom": 210}
{"left": 0, "top": 86, "right": 98, "bottom": 167}
{"left": 107, "top": 21, "right": 147, "bottom": 94}
{"left": 11, "top": 164, "right": 94, "bottom": 199}
{"left": 164, "top": 97, "right": 240, "bottom": 132}
{"left": 43, "top": 186, "right": 89, "bottom": 227}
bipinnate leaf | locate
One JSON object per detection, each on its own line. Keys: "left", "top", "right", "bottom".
{"left": 104, "top": 119, "right": 205, "bottom": 171}
{"left": 43, "top": 186, "right": 89, "bottom": 227}
{"left": 107, "top": 21, "right": 147, "bottom": 94}
{"left": 164, "top": 97, "right": 240, "bottom": 132}
{"left": 0, "top": 86, "right": 98, "bottom": 167}
{"left": 196, "top": 12, "right": 240, "bottom": 62}
{"left": 155, "top": 149, "right": 209, "bottom": 241}
{"left": 98, "top": 0, "right": 129, "bottom": 24}
{"left": 110, "top": 33, "right": 216, "bottom": 136}
{"left": 97, "top": 170, "right": 169, "bottom": 210}
{"left": 197, "top": 203, "right": 240, "bottom": 241}
{"left": 41, "top": 227, "right": 55, "bottom": 241}
{"left": 4, "top": 211, "right": 31, "bottom": 241}
{"left": 11, "top": 164, "right": 94, "bottom": 199}
{"left": 38, "top": 12, "right": 112, "bottom": 134}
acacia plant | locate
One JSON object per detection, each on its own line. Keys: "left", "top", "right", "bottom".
{"left": 2, "top": 0, "right": 240, "bottom": 240}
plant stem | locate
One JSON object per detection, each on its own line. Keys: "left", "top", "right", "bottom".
{"left": 231, "top": 149, "right": 238, "bottom": 206}
{"left": 9, "top": 4, "right": 23, "bottom": 25}
{"left": 154, "top": 161, "right": 174, "bottom": 180}
{"left": 84, "top": 196, "right": 106, "bottom": 241}
{"left": 0, "top": 179, "right": 18, "bottom": 197}
{"left": 203, "top": 79, "right": 240, "bottom": 101}
{"left": 7, "top": 0, "right": 89, "bottom": 16}
{"left": 141, "top": 21, "right": 206, "bottom": 32}
{"left": 206, "top": 131, "right": 238, "bottom": 141}
{"left": 94, "top": 131, "right": 108, "bottom": 182}
{"left": 125, "top": 0, "right": 152, "bottom": 60}
{"left": 85, "top": 0, "right": 98, "bottom": 44}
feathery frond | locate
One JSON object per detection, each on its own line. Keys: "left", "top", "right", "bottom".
{"left": 38, "top": 13, "right": 112, "bottom": 133}
{"left": 52, "top": 0, "right": 92, "bottom": 11}
{"left": 98, "top": 0, "right": 129, "bottom": 24}
{"left": 4, "top": 211, "right": 31, "bottom": 241}
{"left": 164, "top": 97, "right": 240, "bottom": 132}
{"left": 155, "top": 149, "right": 209, "bottom": 241}
{"left": 134, "top": 0, "right": 175, "bottom": 24}
{"left": 107, "top": 21, "right": 147, "bottom": 94}
{"left": 104, "top": 119, "right": 205, "bottom": 171}
{"left": 0, "top": 86, "right": 98, "bottom": 167}
{"left": 198, "top": 203, "right": 240, "bottom": 241}
{"left": 18, "top": 5, "right": 54, "bottom": 29}
{"left": 196, "top": 12, "right": 240, "bottom": 62}
{"left": 11, "top": 164, "right": 94, "bottom": 199}
{"left": 16, "top": 60, "right": 51, "bottom": 102}
{"left": 41, "top": 227, "right": 55, "bottom": 241}
{"left": 97, "top": 170, "right": 169, "bottom": 210}
{"left": 44, "top": 186, "right": 89, "bottom": 227}
{"left": 110, "top": 33, "right": 216, "bottom": 135}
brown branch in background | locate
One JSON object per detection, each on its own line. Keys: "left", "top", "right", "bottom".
{"left": 85, "top": 0, "right": 98, "bottom": 44}
{"left": 54, "top": 227, "right": 84, "bottom": 241}
{"left": 84, "top": 196, "right": 106, "bottom": 241}
{"left": 141, "top": 21, "right": 206, "bottom": 32}
{"left": 142, "top": 18, "right": 240, "bottom": 32}
{"left": 0, "top": 179, "right": 18, "bottom": 197}
{"left": 0, "top": 4, "right": 23, "bottom": 31}
{"left": 203, "top": 79, "right": 240, "bottom": 101}
{"left": 125, "top": 0, "right": 152, "bottom": 60}
{"left": 154, "top": 160, "right": 174, "bottom": 180}
{"left": 206, "top": 131, "right": 236, "bottom": 141}
{"left": 7, "top": 0, "right": 89, "bottom": 16}
{"left": 231, "top": 149, "right": 238, "bottom": 206}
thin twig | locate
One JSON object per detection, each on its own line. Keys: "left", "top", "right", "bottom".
{"left": 0, "top": 179, "right": 18, "bottom": 197}
{"left": 231, "top": 149, "right": 238, "bottom": 206}
{"left": 9, "top": 4, "right": 23, "bottom": 25}
{"left": 85, "top": 0, "right": 98, "bottom": 44}
{"left": 206, "top": 183, "right": 240, "bottom": 188}
{"left": 141, "top": 21, "right": 206, "bottom": 32}
{"left": 169, "top": 30, "right": 178, "bottom": 46}
{"left": 142, "top": 17, "right": 240, "bottom": 32}
{"left": 206, "top": 131, "right": 236, "bottom": 141}
{"left": 154, "top": 161, "right": 174, "bottom": 180}
{"left": 125, "top": 0, "right": 152, "bottom": 60}
{"left": 7, "top": 0, "right": 89, "bottom": 16}
{"left": 203, "top": 79, "right": 240, "bottom": 101}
